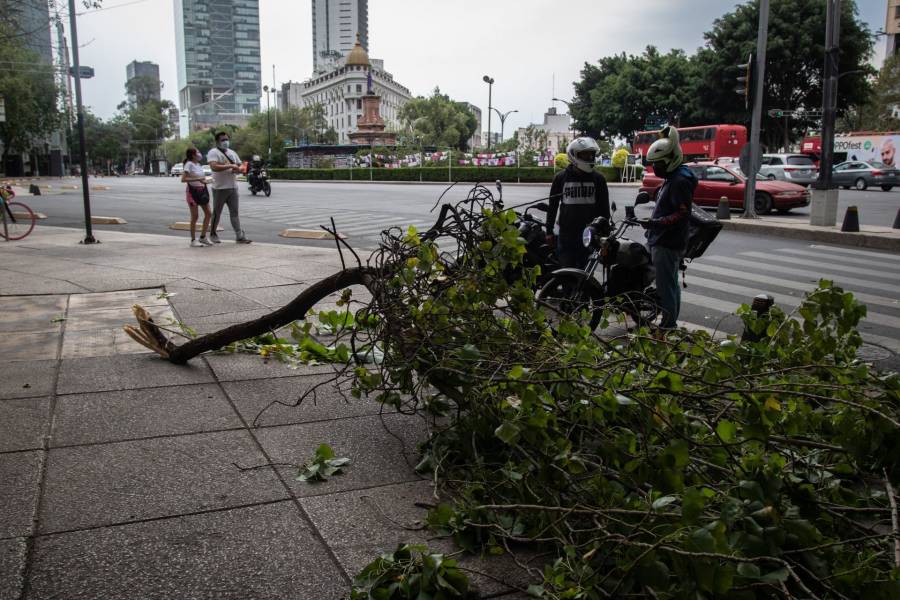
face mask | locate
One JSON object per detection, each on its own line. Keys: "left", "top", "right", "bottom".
{"left": 219, "top": 140, "right": 230, "bottom": 150}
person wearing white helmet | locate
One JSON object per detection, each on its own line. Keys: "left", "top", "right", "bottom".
{"left": 545, "top": 137, "right": 610, "bottom": 268}
{"left": 644, "top": 125, "right": 698, "bottom": 329}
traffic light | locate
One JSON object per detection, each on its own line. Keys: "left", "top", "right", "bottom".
{"left": 735, "top": 53, "right": 754, "bottom": 111}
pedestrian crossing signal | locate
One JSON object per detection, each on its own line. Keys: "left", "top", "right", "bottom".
{"left": 735, "top": 53, "right": 754, "bottom": 111}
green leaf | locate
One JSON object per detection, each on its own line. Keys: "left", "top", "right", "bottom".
{"left": 716, "top": 420, "right": 737, "bottom": 443}
{"left": 495, "top": 422, "right": 521, "bottom": 445}
{"left": 508, "top": 365, "right": 524, "bottom": 380}
{"left": 737, "top": 562, "right": 761, "bottom": 579}
{"left": 652, "top": 495, "right": 677, "bottom": 511}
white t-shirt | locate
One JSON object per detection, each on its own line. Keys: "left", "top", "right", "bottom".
{"left": 206, "top": 147, "right": 241, "bottom": 189}
{"left": 183, "top": 160, "right": 205, "bottom": 187}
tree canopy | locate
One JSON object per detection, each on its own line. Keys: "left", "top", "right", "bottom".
{"left": 399, "top": 88, "right": 478, "bottom": 150}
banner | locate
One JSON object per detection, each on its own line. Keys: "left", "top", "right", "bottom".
{"left": 834, "top": 134, "right": 900, "bottom": 166}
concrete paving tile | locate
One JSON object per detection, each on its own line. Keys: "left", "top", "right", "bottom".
{"left": 0, "top": 397, "right": 50, "bottom": 452}
{"left": 0, "top": 274, "right": 86, "bottom": 296}
{"left": 260, "top": 262, "right": 345, "bottom": 283}
{"left": 56, "top": 354, "right": 215, "bottom": 394}
{"left": 254, "top": 413, "right": 427, "bottom": 498}
{"left": 224, "top": 374, "right": 390, "bottom": 427}
{"left": 179, "top": 269, "right": 298, "bottom": 291}
{"left": 64, "top": 306, "right": 173, "bottom": 332}
{"left": 0, "top": 295, "right": 67, "bottom": 333}
{"left": 184, "top": 309, "right": 272, "bottom": 335}
{"left": 237, "top": 284, "right": 307, "bottom": 308}
{"left": 39, "top": 430, "right": 288, "bottom": 533}
{"left": 0, "top": 451, "right": 41, "bottom": 538}
{"left": 204, "top": 352, "right": 334, "bottom": 382}
{"left": 60, "top": 329, "right": 117, "bottom": 359}
{"left": 301, "top": 481, "right": 532, "bottom": 597}
{"left": 0, "top": 360, "right": 55, "bottom": 400}
{"left": 52, "top": 384, "right": 242, "bottom": 447}
{"left": 26, "top": 501, "right": 347, "bottom": 600}
{"left": 165, "top": 287, "right": 264, "bottom": 318}
{"left": 0, "top": 331, "right": 60, "bottom": 362}
{"left": 67, "top": 289, "right": 168, "bottom": 311}
{"left": 0, "top": 538, "right": 26, "bottom": 600}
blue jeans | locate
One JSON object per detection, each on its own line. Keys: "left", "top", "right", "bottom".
{"left": 557, "top": 236, "right": 591, "bottom": 269}
{"left": 651, "top": 245, "right": 683, "bottom": 329}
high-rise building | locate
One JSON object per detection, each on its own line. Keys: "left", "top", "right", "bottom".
{"left": 126, "top": 61, "right": 161, "bottom": 105}
{"left": 312, "top": 0, "right": 369, "bottom": 73}
{"left": 887, "top": 0, "right": 900, "bottom": 57}
{"left": 174, "top": 0, "right": 262, "bottom": 131}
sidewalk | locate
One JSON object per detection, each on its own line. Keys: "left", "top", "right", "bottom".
{"left": 719, "top": 215, "right": 900, "bottom": 251}
{"left": 0, "top": 226, "right": 528, "bottom": 599}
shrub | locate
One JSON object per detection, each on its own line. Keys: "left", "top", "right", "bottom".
{"left": 269, "top": 165, "right": 640, "bottom": 184}
{"left": 555, "top": 152, "right": 569, "bottom": 169}
{"left": 612, "top": 147, "right": 629, "bottom": 169}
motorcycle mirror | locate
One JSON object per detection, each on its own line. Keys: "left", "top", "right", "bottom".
{"left": 611, "top": 201, "right": 617, "bottom": 213}
{"left": 634, "top": 191, "right": 651, "bottom": 206}
{"left": 533, "top": 202, "right": 549, "bottom": 212}
{"left": 625, "top": 205, "right": 636, "bottom": 219}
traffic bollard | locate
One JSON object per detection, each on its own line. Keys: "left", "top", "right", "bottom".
{"left": 716, "top": 197, "right": 730, "bottom": 220}
{"left": 741, "top": 294, "right": 775, "bottom": 344}
{"left": 840, "top": 205, "right": 860, "bottom": 232}
{"left": 29, "top": 184, "right": 41, "bottom": 196}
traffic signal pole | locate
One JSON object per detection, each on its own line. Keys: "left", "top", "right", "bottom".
{"left": 742, "top": 0, "right": 769, "bottom": 219}
{"left": 811, "top": 0, "right": 841, "bottom": 226}
{"left": 68, "top": 0, "right": 96, "bottom": 244}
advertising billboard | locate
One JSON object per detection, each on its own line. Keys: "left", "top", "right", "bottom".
{"left": 833, "top": 134, "right": 900, "bottom": 166}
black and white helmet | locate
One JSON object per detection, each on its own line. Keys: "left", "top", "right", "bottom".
{"left": 566, "top": 137, "right": 600, "bottom": 173}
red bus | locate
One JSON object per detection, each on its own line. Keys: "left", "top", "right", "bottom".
{"left": 633, "top": 124, "right": 747, "bottom": 163}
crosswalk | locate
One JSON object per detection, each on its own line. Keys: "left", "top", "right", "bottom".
{"left": 680, "top": 245, "right": 900, "bottom": 355}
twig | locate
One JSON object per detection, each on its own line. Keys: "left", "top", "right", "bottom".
{"left": 885, "top": 468, "right": 900, "bottom": 569}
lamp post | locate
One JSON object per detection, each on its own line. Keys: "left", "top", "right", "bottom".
{"left": 483, "top": 75, "right": 494, "bottom": 151}
{"left": 67, "top": 0, "right": 95, "bottom": 243}
{"left": 262, "top": 85, "right": 272, "bottom": 157}
{"left": 491, "top": 108, "right": 517, "bottom": 144}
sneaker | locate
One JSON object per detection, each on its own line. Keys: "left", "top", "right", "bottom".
{"left": 236, "top": 238, "right": 253, "bottom": 244}
{"left": 198, "top": 237, "right": 213, "bottom": 246}
{"left": 190, "top": 239, "right": 202, "bottom": 248}
{"left": 209, "top": 234, "right": 221, "bottom": 244}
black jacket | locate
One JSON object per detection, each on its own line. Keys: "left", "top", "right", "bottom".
{"left": 546, "top": 166, "right": 610, "bottom": 241}
{"left": 647, "top": 165, "right": 697, "bottom": 250}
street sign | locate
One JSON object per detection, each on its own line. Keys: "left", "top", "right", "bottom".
{"left": 68, "top": 66, "right": 94, "bottom": 79}
{"left": 739, "top": 143, "right": 761, "bottom": 176}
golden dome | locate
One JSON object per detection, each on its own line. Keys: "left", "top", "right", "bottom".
{"left": 345, "top": 35, "right": 370, "bottom": 67}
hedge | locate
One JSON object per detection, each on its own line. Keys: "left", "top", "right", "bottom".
{"left": 269, "top": 165, "right": 642, "bottom": 184}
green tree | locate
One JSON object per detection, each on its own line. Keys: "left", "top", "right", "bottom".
{"left": 124, "top": 75, "right": 162, "bottom": 107}
{"left": 691, "top": 0, "right": 874, "bottom": 147}
{"left": 69, "top": 111, "right": 131, "bottom": 173}
{"left": 399, "top": 88, "right": 478, "bottom": 150}
{"left": 848, "top": 54, "right": 900, "bottom": 131}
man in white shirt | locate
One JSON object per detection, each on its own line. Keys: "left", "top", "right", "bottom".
{"left": 206, "top": 131, "right": 252, "bottom": 244}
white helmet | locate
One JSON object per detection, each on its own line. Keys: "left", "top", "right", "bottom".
{"left": 646, "top": 126, "right": 683, "bottom": 178}
{"left": 566, "top": 137, "right": 600, "bottom": 173}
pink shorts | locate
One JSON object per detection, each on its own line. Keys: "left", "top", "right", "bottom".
{"left": 185, "top": 185, "right": 209, "bottom": 207}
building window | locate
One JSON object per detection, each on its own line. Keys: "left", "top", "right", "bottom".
{"left": 356, "top": 84, "right": 362, "bottom": 93}
{"left": 357, "top": 99, "right": 362, "bottom": 109}
{"left": 896, "top": 5, "right": 900, "bottom": 18}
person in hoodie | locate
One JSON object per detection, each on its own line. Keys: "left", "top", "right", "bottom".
{"left": 644, "top": 126, "right": 697, "bottom": 329}
{"left": 545, "top": 137, "right": 610, "bottom": 269}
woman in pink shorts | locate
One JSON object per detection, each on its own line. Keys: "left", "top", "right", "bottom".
{"left": 181, "top": 147, "right": 212, "bottom": 247}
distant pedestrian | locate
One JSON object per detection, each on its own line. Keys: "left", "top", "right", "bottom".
{"left": 181, "top": 147, "right": 212, "bottom": 247}
{"left": 644, "top": 126, "right": 697, "bottom": 330}
{"left": 545, "top": 137, "right": 610, "bottom": 269}
{"left": 206, "top": 131, "right": 252, "bottom": 244}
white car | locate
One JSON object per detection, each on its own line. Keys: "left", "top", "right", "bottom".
{"left": 170, "top": 163, "right": 184, "bottom": 177}
{"left": 759, "top": 154, "right": 818, "bottom": 186}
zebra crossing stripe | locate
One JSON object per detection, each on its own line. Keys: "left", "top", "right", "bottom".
{"left": 703, "top": 256, "right": 900, "bottom": 295}
{"left": 809, "top": 244, "right": 900, "bottom": 262}
{"left": 686, "top": 275, "right": 900, "bottom": 330}
{"left": 775, "top": 248, "right": 900, "bottom": 272}
{"left": 687, "top": 262, "right": 900, "bottom": 310}
{"left": 739, "top": 251, "right": 896, "bottom": 280}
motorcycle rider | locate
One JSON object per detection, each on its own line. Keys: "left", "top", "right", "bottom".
{"left": 644, "top": 126, "right": 697, "bottom": 329}
{"left": 546, "top": 137, "right": 610, "bottom": 269}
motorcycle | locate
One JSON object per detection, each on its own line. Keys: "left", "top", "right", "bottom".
{"left": 248, "top": 156, "right": 271, "bottom": 197}
{"left": 536, "top": 192, "right": 661, "bottom": 331}
{"left": 516, "top": 201, "right": 559, "bottom": 289}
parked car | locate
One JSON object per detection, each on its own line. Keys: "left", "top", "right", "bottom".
{"left": 759, "top": 153, "right": 818, "bottom": 186}
{"left": 832, "top": 160, "right": 900, "bottom": 191}
{"left": 170, "top": 163, "right": 184, "bottom": 177}
{"left": 640, "top": 162, "right": 810, "bottom": 214}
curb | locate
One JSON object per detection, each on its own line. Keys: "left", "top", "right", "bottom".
{"left": 91, "top": 216, "right": 127, "bottom": 224}
{"left": 270, "top": 179, "right": 641, "bottom": 188}
{"left": 168, "top": 222, "right": 224, "bottom": 231}
{"left": 720, "top": 219, "right": 900, "bottom": 251}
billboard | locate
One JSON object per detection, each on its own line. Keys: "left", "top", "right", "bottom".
{"left": 833, "top": 134, "right": 900, "bottom": 167}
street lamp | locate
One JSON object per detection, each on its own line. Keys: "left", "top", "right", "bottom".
{"left": 483, "top": 75, "right": 494, "bottom": 151}
{"left": 491, "top": 108, "right": 517, "bottom": 144}
{"left": 262, "top": 85, "right": 272, "bottom": 157}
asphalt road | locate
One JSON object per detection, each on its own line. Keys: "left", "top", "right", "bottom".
{"left": 11, "top": 176, "right": 900, "bottom": 369}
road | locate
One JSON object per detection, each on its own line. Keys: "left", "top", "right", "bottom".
{"left": 16, "top": 177, "right": 900, "bottom": 367}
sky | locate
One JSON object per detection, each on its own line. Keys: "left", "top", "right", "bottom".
{"left": 68, "top": 0, "right": 889, "bottom": 138}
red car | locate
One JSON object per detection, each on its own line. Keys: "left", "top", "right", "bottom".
{"left": 640, "top": 162, "right": 811, "bottom": 214}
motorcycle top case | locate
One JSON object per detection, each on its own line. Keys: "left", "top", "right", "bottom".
{"left": 684, "top": 205, "right": 722, "bottom": 260}
{"left": 615, "top": 237, "right": 651, "bottom": 269}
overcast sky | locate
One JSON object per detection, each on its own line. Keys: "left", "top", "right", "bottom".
{"left": 71, "top": 0, "right": 887, "bottom": 137}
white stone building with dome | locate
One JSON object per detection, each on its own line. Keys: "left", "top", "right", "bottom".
{"left": 283, "top": 39, "right": 412, "bottom": 144}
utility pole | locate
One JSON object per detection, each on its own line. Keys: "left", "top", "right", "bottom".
{"left": 483, "top": 75, "right": 494, "bottom": 151}
{"left": 68, "top": 0, "right": 96, "bottom": 243}
{"left": 741, "top": 0, "right": 769, "bottom": 219}
{"left": 811, "top": 0, "right": 841, "bottom": 226}
{"left": 272, "top": 64, "right": 278, "bottom": 136}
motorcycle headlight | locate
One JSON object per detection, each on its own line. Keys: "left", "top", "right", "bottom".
{"left": 582, "top": 226, "right": 593, "bottom": 248}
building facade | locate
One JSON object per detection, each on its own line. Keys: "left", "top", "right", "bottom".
{"left": 312, "top": 0, "right": 368, "bottom": 73}
{"left": 462, "top": 103, "right": 482, "bottom": 149}
{"left": 289, "top": 40, "right": 411, "bottom": 144}
{"left": 516, "top": 107, "right": 573, "bottom": 154}
{"left": 174, "top": 0, "right": 262, "bottom": 131}
{"left": 888, "top": 0, "right": 900, "bottom": 57}
{"left": 126, "top": 61, "right": 161, "bottom": 104}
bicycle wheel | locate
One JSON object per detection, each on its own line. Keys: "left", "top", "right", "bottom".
{"left": 1, "top": 201, "right": 36, "bottom": 240}
{"left": 537, "top": 273, "right": 606, "bottom": 330}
